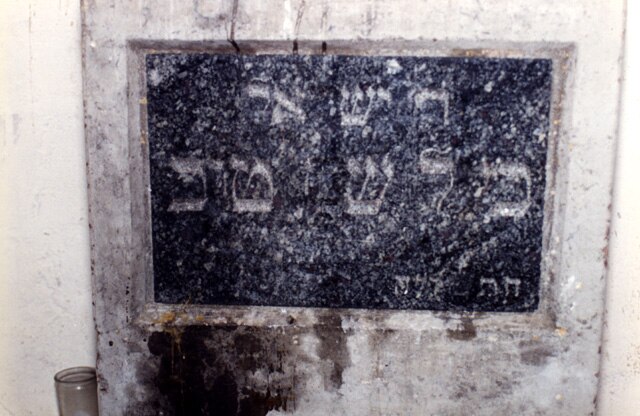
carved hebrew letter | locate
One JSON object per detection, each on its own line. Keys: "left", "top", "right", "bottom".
{"left": 483, "top": 162, "right": 532, "bottom": 219}
{"left": 246, "top": 84, "right": 271, "bottom": 105}
{"left": 272, "top": 90, "right": 306, "bottom": 124}
{"left": 167, "top": 157, "right": 208, "bottom": 212}
{"left": 419, "top": 148, "right": 454, "bottom": 212}
{"left": 246, "top": 83, "right": 305, "bottom": 125}
{"left": 230, "top": 157, "right": 275, "bottom": 213}
{"left": 340, "top": 86, "right": 391, "bottom": 127}
{"left": 428, "top": 275, "right": 445, "bottom": 302}
{"left": 394, "top": 275, "right": 411, "bottom": 296}
{"left": 412, "top": 275, "right": 428, "bottom": 299}
{"left": 419, "top": 148, "right": 454, "bottom": 176}
{"left": 345, "top": 155, "right": 394, "bottom": 215}
{"left": 413, "top": 88, "right": 450, "bottom": 125}
{"left": 504, "top": 277, "right": 521, "bottom": 299}
{"left": 245, "top": 83, "right": 273, "bottom": 124}
{"left": 205, "top": 159, "right": 227, "bottom": 196}
{"left": 479, "top": 277, "right": 499, "bottom": 298}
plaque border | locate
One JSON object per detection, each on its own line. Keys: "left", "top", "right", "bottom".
{"left": 125, "top": 40, "right": 574, "bottom": 331}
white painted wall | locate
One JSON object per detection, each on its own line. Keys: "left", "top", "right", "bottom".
{"left": 597, "top": 1, "right": 640, "bottom": 415}
{"left": 0, "top": 1, "right": 95, "bottom": 415}
{"left": 0, "top": 0, "right": 637, "bottom": 415}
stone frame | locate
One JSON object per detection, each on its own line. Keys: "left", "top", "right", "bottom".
{"left": 83, "top": 2, "right": 624, "bottom": 414}
{"left": 127, "top": 40, "right": 572, "bottom": 329}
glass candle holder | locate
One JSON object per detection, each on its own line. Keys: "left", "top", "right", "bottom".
{"left": 54, "top": 367, "right": 99, "bottom": 416}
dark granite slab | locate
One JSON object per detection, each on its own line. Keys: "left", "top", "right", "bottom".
{"left": 145, "top": 53, "right": 552, "bottom": 311}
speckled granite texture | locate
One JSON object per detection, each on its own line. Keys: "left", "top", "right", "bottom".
{"left": 146, "top": 53, "right": 552, "bottom": 311}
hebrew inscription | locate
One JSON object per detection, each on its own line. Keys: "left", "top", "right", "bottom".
{"left": 145, "top": 53, "right": 552, "bottom": 311}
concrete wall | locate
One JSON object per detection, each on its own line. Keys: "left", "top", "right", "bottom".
{"left": 0, "top": 0, "right": 636, "bottom": 414}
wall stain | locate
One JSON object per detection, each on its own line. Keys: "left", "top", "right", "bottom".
{"left": 313, "top": 313, "right": 352, "bottom": 391}
{"left": 126, "top": 325, "right": 301, "bottom": 416}
{"left": 446, "top": 317, "right": 477, "bottom": 341}
{"left": 519, "top": 340, "right": 555, "bottom": 366}
{"left": 238, "top": 388, "right": 289, "bottom": 416}
{"left": 368, "top": 328, "right": 397, "bottom": 380}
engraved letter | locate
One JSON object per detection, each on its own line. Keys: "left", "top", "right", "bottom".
{"left": 167, "top": 157, "right": 208, "bottom": 212}
{"left": 246, "top": 83, "right": 305, "bottom": 125}
{"left": 419, "top": 148, "right": 454, "bottom": 176}
{"left": 427, "top": 275, "right": 445, "bottom": 302}
{"left": 205, "top": 159, "right": 228, "bottom": 197}
{"left": 478, "top": 277, "right": 499, "bottom": 298}
{"left": 419, "top": 148, "right": 454, "bottom": 212}
{"left": 504, "top": 277, "right": 521, "bottom": 299}
{"left": 413, "top": 88, "right": 450, "bottom": 125}
{"left": 246, "top": 83, "right": 271, "bottom": 104}
{"left": 272, "top": 90, "right": 306, "bottom": 125}
{"left": 340, "top": 86, "right": 391, "bottom": 127}
{"left": 230, "top": 157, "right": 275, "bottom": 213}
{"left": 345, "top": 155, "right": 394, "bottom": 215}
{"left": 245, "top": 83, "right": 273, "bottom": 124}
{"left": 483, "top": 162, "right": 532, "bottom": 219}
{"left": 394, "top": 275, "right": 411, "bottom": 296}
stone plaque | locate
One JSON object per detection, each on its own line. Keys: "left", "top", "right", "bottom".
{"left": 85, "top": 1, "right": 625, "bottom": 413}
{"left": 146, "top": 53, "right": 552, "bottom": 311}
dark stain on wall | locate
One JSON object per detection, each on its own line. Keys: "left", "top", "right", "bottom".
{"left": 124, "top": 315, "right": 360, "bottom": 415}
{"left": 519, "top": 339, "right": 555, "bottom": 366}
{"left": 126, "top": 325, "right": 299, "bottom": 416}
{"left": 446, "top": 318, "right": 477, "bottom": 341}
{"left": 314, "top": 313, "right": 352, "bottom": 390}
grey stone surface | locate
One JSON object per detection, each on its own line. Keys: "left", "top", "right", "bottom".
{"left": 82, "top": 1, "right": 625, "bottom": 415}
{"left": 147, "top": 53, "right": 551, "bottom": 311}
